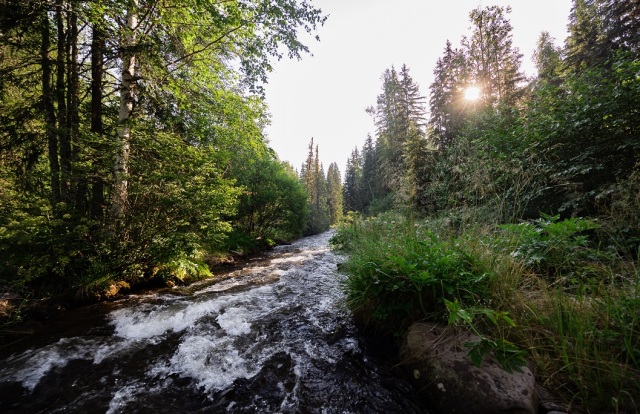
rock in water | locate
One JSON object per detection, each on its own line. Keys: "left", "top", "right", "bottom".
{"left": 400, "top": 322, "right": 538, "bottom": 414}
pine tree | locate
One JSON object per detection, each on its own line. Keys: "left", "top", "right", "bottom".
{"left": 326, "top": 162, "right": 343, "bottom": 225}
{"left": 565, "top": 0, "right": 640, "bottom": 72}
{"left": 372, "top": 65, "right": 427, "bottom": 194}
{"left": 300, "top": 138, "right": 330, "bottom": 234}
{"left": 462, "top": 5, "right": 525, "bottom": 107}
{"left": 429, "top": 40, "right": 469, "bottom": 151}
{"left": 565, "top": 0, "right": 606, "bottom": 70}
{"left": 600, "top": 0, "right": 640, "bottom": 54}
{"left": 401, "top": 126, "right": 435, "bottom": 210}
{"left": 360, "top": 134, "right": 378, "bottom": 210}
{"left": 343, "top": 147, "right": 362, "bottom": 212}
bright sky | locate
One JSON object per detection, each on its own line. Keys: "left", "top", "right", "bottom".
{"left": 263, "top": 0, "right": 573, "bottom": 175}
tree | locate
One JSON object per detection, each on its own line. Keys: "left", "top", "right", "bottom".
{"left": 326, "top": 162, "right": 343, "bottom": 225}
{"left": 0, "top": 0, "right": 326, "bottom": 297}
{"left": 533, "top": 31, "right": 563, "bottom": 85}
{"left": 235, "top": 154, "right": 307, "bottom": 244}
{"left": 600, "top": 0, "right": 640, "bottom": 54}
{"left": 371, "top": 65, "right": 427, "bottom": 194}
{"left": 112, "top": 0, "right": 138, "bottom": 220}
{"left": 401, "top": 126, "right": 435, "bottom": 210}
{"left": 343, "top": 147, "right": 362, "bottom": 212}
{"left": 300, "top": 138, "right": 330, "bottom": 234}
{"left": 462, "top": 5, "right": 525, "bottom": 107}
{"left": 360, "top": 134, "right": 378, "bottom": 210}
{"left": 565, "top": 0, "right": 640, "bottom": 71}
{"left": 565, "top": 0, "right": 606, "bottom": 70}
{"left": 429, "top": 40, "right": 470, "bottom": 151}
{"left": 109, "top": 0, "right": 327, "bottom": 219}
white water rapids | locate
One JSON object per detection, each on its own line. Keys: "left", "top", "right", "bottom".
{"left": 0, "top": 231, "right": 426, "bottom": 413}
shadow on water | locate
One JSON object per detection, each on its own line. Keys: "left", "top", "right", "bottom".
{"left": 0, "top": 231, "right": 428, "bottom": 413}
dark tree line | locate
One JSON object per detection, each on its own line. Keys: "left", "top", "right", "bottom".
{"left": 299, "top": 137, "right": 342, "bottom": 235}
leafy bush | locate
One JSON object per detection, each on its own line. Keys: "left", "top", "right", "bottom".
{"left": 333, "top": 214, "right": 495, "bottom": 334}
{"left": 499, "top": 213, "right": 602, "bottom": 283}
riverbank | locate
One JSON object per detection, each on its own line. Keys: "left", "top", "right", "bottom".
{"left": 331, "top": 212, "right": 640, "bottom": 413}
{"left": 0, "top": 241, "right": 286, "bottom": 346}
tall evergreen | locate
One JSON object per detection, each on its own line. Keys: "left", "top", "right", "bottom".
{"left": 533, "top": 31, "right": 563, "bottom": 84}
{"left": 343, "top": 147, "right": 362, "bottom": 212}
{"left": 360, "top": 134, "right": 378, "bottom": 210}
{"left": 565, "top": 0, "right": 606, "bottom": 70}
{"left": 565, "top": 0, "right": 640, "bottom": 71}
{"left": 326, "top": 162, "right": 343, "bottom": 225}
{"left": 300, "top": 138, "right": 330, "bottom": 234}
{"left": 462, "top": 5, "right": 525, "bottom": 107}
{"left": 429, "top": 40, "right": 469, "bottom": 151}
{"left": 371, "top": 65, "right": 427, "bottom": 194}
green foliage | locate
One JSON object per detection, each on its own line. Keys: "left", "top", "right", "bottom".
{"left": 326, "top": 162, "right": 343, "bottom": 225}
{"left": 446, "top": 299, "right": 526, "bottom": 373}
{"left": 531, "top": 277, "right": 640, "bottom": 411}
{"left": 334, "top": 212, "right": 640, "bottom": 410}
{"left": 234, "top": 155, "right": 308, "bottom": 246}
{"left": 300, "top": 138, "right": 330, "bottom": 235}
{"left": 0, "top": 0, "right": 326, "bottom": 302}
{"left": 500, "top": 214, "right": 601, "bottom": 282}
{"left": 334, "top": 3, "right": 640, "bottom": 410}
{"left": 333, "top": 214, "right": 495, "bottom": 335}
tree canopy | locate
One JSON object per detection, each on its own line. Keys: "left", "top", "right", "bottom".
{"left": 0, "top": 0, "right": 326, "bottom": 297}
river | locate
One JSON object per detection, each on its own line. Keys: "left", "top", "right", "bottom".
{"left": 0, "top": 231, "right": 427, "bottom": 413}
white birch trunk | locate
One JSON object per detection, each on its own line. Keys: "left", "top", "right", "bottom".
{"left": 112, "top": 1, "right": 138, "bottom": 220}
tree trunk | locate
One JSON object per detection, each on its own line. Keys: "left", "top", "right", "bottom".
{"left": 112, "top": 0, "right": 138, "bottom": 220}
{"left": 90, "top": 22, "right": 105, "bottom": 219}
{"left": 55, "top": 0, "right": 71, "bottom": 203}
{"left": 42, "top": 10, "right": 60, "bottom": 206}
{"left": 67, "top": 6, "right": 85, "bottom": 212}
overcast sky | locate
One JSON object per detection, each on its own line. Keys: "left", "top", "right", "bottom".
{"left": 263, "top": 0, "right": 573, "bottom": 175}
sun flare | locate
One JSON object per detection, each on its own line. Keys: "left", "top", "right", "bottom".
{"left": 464, "top": 86, "right": 481, "bottom": 101}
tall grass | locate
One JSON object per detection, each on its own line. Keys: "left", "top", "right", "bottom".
{"left": 332, "top": 211, "right": 640, "bottom": 412}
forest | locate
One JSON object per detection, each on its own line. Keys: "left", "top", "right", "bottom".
{"left": 333, "top": 1, "right": 640, "bottom": 411}
{"left": 0, "top": 0, "right": 342, "bottom": 308}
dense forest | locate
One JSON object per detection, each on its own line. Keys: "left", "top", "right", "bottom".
{"left": 343, "top": 2, "right": 638, "bottom": 225}
{"left": 0, "top": 0, "right": 342, "bottom": 307}
{"left": 334, "top": 1, "right": 640, "bottom": 411}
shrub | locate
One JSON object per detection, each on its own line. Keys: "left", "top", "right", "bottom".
{"left": 333, "top": 214, "right": 495, "bottom": 334}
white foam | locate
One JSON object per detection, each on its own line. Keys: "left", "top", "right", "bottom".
{"left": 217, "top": 307, "right": 251, "bottom": 336}
{"left": 106, "top": 382, "right": 142, "bottom": 414}
{"left": 0, "top": 338, "right": 98, "bottom": 392}
{"left": 270, "top": 254, "right": 313, "bottom": 264}
{"left": 151, "top": 335, "right": 272, "bottom": 392}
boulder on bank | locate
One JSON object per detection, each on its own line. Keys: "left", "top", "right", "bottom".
{"left": 400, "top": 322, "right": 537, "bottom": 414}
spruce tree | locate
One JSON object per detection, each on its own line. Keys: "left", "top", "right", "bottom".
{"left": 372, "top": 65, "right": 427, "bottom": 195}
{"left": 533, "top": 31, "right": 563, "bottom": 84}
{"left": 326, "top": 162, "right": 343, "bottom": 225}
{"left": 462, "top": 5, "right": 525, "bottom": 107}
{"left": 342, "top": 147, "right": 362, "bottom": 212}
{"left": 360, "top": 134, "right": 378, "bottom": 210}
{"left": 429, "top": 40, "right": 469, "bottom": 151}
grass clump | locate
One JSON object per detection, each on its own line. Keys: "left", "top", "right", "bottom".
{"left": 331, "top": 213, "right": 492, "bottom": 330}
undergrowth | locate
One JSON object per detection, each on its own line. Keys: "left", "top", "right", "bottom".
{"left": 332, "top": 211, "right": 640, "bottom": 412}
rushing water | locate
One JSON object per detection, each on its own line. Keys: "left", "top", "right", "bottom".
{"left": 0, "top": 231, "right": 426, "bottom": 413}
